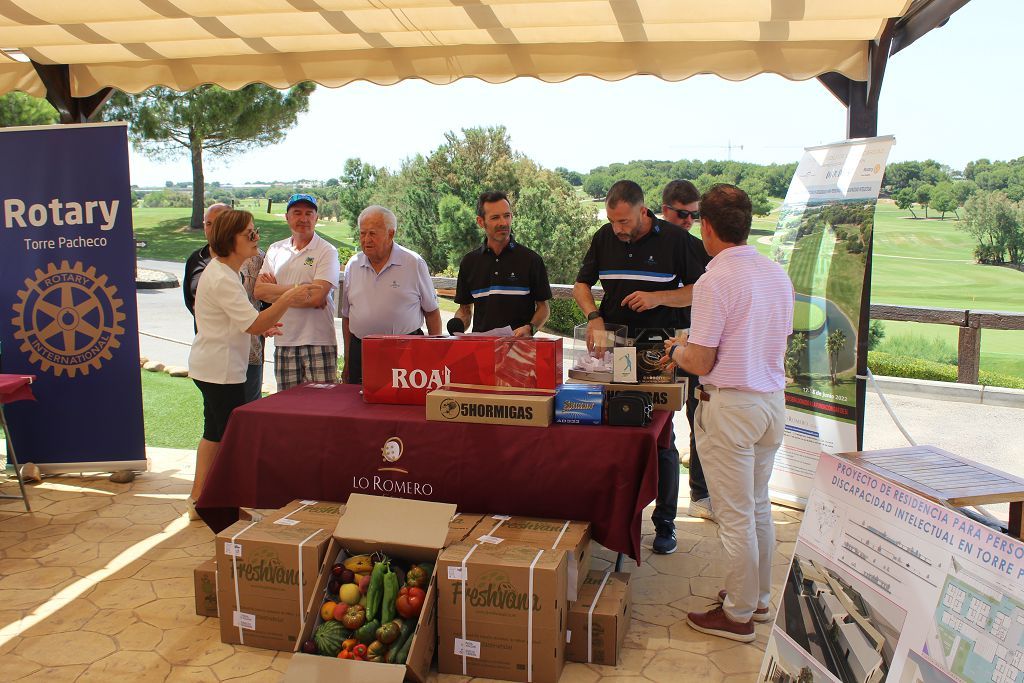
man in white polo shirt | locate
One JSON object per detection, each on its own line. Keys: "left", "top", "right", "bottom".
{"left": 255, "top": 193, "right": 340, "bottom": 390}
{"left": 663, "top": 184, "right": 794, "bottom": 643}
{"left": 341, "top": 205, "right": 442, "bottom": 384}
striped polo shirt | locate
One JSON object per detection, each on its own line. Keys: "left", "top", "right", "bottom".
{"left": 454, "top": 237, "right": 552, "bottom": 332}
{"left": 576, "top": 210, "right": 710, "bottom": 337}
{"left": 688, "top": 245, "right": 794, "bottom": 392}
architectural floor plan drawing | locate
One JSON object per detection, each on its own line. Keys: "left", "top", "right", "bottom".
{"left": 925, "top": 560, "right": 1024, "bottom": 683}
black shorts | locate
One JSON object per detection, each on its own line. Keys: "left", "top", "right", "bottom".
{"left": 193, "top": 379, "right": 246, "bottom": 442}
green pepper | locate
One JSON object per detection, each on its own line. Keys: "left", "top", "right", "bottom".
{"left": 381, "top": 567, "right": 399, "bottom": 623}
{"left": 366, "top": 559, "right": 387, "bottom": 621}
{"left": 355, "top": 619, "right": 380, "bottom": 645}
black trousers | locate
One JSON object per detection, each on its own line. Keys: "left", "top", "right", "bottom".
{"left": 685, "top": 371, "right": 709, "bottom": 501}
{"left": 653, "top": 423, "right": 680, "bottom": 530}
{"left": 347, "top": 328, "right": 424, "bottom": 385}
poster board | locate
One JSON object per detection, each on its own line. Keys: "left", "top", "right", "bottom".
{"left": 762, "top": 452, "right": 1024, "bottom": 683}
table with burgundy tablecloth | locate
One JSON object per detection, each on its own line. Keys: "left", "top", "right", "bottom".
{"left": 0, "top": 374, "right": 36, "bottom": 511}
{"left": 197, "top": 383, "right": 670, "bottom": 561}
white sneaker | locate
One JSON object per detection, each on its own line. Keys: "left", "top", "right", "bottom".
{"left": 688, "top": 497, "right": 715, "bottom": 521}
{"left": 186, "top": 497, "right": 200, "bottom": 521}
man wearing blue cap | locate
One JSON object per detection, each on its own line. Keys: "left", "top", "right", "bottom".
{"left": 255, "top": 194, "right": 340, "bottom": 390}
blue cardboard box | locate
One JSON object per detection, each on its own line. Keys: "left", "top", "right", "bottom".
{"left": 555, "top": 384, "right": 604, "bottom": 425}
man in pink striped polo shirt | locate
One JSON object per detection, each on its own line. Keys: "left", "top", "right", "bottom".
{"left": 663, "top": 184, "right": 794, "bottom": 642}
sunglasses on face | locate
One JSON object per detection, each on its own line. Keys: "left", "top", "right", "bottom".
{"left": 245, "top": 227, "right": 260, "bottom": 241}
{"left": 665, "top": 206, "right": 700, "bottom": 220}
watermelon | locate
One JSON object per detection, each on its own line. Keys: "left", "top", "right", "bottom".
{"left": 314, "top": 619, "right": 345, "bottom": 657}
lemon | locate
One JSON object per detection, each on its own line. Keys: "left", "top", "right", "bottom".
{"left": 339, "top": 583, "right": 361, "bottom": 605}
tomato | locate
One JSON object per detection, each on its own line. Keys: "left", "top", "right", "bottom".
{"left": 405, "top": 565, "right": 428, "bottom": 589}
{"left": 337, "top": 649, "right": 354, "bottom": 659}
{"left": 340, "top": 604, "right": 366, "bottom": 630}
{"left": 396, "top": 586, "right": 425, "bottom": 619}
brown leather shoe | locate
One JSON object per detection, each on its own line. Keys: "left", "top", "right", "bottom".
{"left": 687, "top": 605, "right": 755, "bottom": 643}
{"left": 718, "top": 589, "right": 772, "bottom": 623}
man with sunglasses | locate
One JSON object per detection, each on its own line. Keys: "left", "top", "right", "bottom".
{"left": 661, "top": 180, "right": 714, "bottom": 523}
{"left": 574, "top": 179, "right": 710, "bottom": 555}
{"left": 255, "top": 193, "right": 341, "bottom": 390}
{"left": 184, "top": 202, "right": 267, "bottom": 403}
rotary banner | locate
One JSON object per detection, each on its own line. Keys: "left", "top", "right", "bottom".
{"left": 0, "top": 122, "right": 145, "bottom": 472}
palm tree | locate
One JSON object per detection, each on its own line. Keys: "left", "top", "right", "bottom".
{"left": 826, "top": 329, "right": 847, "bottom": 384}
{"left": 786, "top": 332, "right": 809, "bottom": 383}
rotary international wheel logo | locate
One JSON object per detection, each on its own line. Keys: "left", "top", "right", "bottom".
{"left": 10, "top": 260, "right": 125, "bottom": 378}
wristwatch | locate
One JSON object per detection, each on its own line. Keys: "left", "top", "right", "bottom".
{"left": 586, "top": 311, "right": 602, "bottom": 321}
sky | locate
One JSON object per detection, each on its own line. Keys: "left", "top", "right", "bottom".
{"left": 128, "top": 0, "right": 1020, "bottom": 188}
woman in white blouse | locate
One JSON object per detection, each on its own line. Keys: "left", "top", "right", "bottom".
{"left": 187, "top": 209, "right": 319, "bottom": 517}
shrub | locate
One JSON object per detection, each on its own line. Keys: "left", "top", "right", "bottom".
{"left": 337, "top": 246, "right": 355, "bottom": 266}
{"left": 545, "top": 298, "right": 584, "bottom": 336}
{"left": 868, "top": 352, "right": 1024, "bottom": 389}
{"left": 868, "top": 320, "right": 885, "bottom": 351}
{"left": 875, "top": 334, "right": 958, "bottom": 365}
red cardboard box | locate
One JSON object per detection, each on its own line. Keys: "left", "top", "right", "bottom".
{"left": 362, "top": 335, "right": 563, "bottom": 405}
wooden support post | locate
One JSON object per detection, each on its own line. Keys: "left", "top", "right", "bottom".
{"left": 957, "top": 324, "right": 981, "bottom": 384}
{"left": 1010, "top": 502, "right": 1022, "bottom": 540}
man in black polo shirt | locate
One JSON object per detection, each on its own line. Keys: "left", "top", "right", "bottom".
{"left": 574, "top": 180, "right": 709, "bottom": 554}
{"left": 451, "top": 191, "right": 552, "bottom": 336}
{"left": 661, "top": 179, "right": 714, "bottom": 522}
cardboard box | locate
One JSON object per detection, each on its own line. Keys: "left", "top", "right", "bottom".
{"left": 579, "top": 379, "right": 687, "bottom": 412}
{"left": 266, "top": 499, "right": 346, "bottom": 528}
{"left": 193, "top": 558, "right": 218, "bottom": 617}
{"left": 554, "top": 383, "right": 604, "bottom": 425}
{"left": 363, "top": 335, "right": 563, "bottom": 405}
{"left": 239, "top": 507, "right": 278, "bottom": 522}
{"left": 566, "top": 571, "right": 632, "bottom": 666}
{"left": 437, "top": 542, "right": 568, "bottom": 683}
{"left": 471, "top": 514, "right": 592, "bottom": 602}
{"left": 426, "top": 384, "right": 554, "bottom": 427}
{"left": 446, "top": 512, "right": 486, "bottom": 547}
{"left": 216, "top": 520, "right": 332, "bottom": 651}
{"left": 285, "top": 494, "right": 457, "bottom": 683}
{"left": 630, "top": 328, "right": 678, "bottom": 383}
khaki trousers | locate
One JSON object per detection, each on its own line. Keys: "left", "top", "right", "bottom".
{"left": 694, "top": 384, "right": 785, "bottom": 622}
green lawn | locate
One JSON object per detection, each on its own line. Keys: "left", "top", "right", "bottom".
{"left": 752, "top": 200, "right": 1024, "bottom": 379}
{"left": 132, "top": 206, "right": 355, "bottom": 261}
{"left": 141, "top": 370, "right": 202, "bottom": 449}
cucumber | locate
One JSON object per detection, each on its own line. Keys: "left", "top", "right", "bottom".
{"left": 387, "top": 619, "right": 415, "bottom": 663}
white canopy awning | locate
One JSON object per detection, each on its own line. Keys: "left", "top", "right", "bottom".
{"left": 0, "top": 1, "right": 915, "bottom": 97}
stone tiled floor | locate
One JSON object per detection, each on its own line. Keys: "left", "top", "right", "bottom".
{"left": 0, "top": 448, "right": 802, "bottom": 682}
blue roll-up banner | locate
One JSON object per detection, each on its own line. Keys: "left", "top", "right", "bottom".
{"left": 0, "top": 122, "right": 146, "bottom": 473}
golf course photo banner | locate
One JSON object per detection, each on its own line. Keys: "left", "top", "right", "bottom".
{"left": 0, "top": 122, "right": 146, "bottom": 472}
{"left": 769, "top": 136, "right": 895, "bottom": 505}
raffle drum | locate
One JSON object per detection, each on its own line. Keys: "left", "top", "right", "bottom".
{"left": 362, "top": 335, "right": 563, "bottom": 405}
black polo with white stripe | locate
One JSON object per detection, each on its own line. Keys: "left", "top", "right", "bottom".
{"left": 576, "top": 209, "right": 710, "bottom": 337}
{"left": 455, "top": 237, "right": 552, "bottom": 332}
